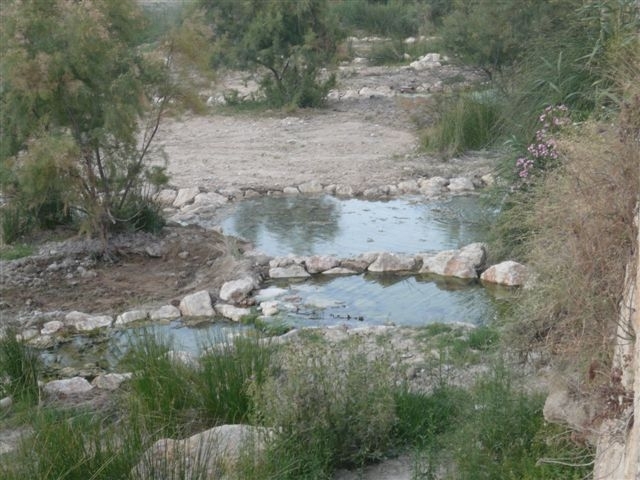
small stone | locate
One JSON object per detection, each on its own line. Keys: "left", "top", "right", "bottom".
{"left": 178, "top": 251, "right": 189, "bottom": 259}
{"left": 41, "top": 320, "right": 64, "bottom": 336}
{"left": 115, "top": 310, "right": 148, "bottom": 326}
{"left": 269, "top": 265, "right": 310, "bottom": 279}
{"left": 156, "top": 189, "right": 178, "bottom": 206}
{"left": 145, "top": 242, "right": 168, "bottom": 258}
{"left": 447, "top": 177, "right": 475, "bottom": 192}
{"left": 321, "top": 267, "right": 357, "bottom": 275}
{"left": 219, "top": 278, "right": 256, "bottom": 304}
{"left": 481, "top": 261, "right": 528, "bottom": 286}
{"left": 298, "top": 181, "right": 324, "bottom": 194}
{"left": 43, "top": 377, "right": 94, "bottom": 396}
{"left": 397, "top": 179, "right": 420, "bottom": 193}
{"left": 65, "top": 311, "right": 113, "bottom": 331}
{"left": 304, "top": 255, "right": 339, "bottom": 274}
{"left": 368, "top": 252, "right": 417, "bottom": 272}
{"left": 149, "top": 305, "right": 182, "bottom": 321}
{"left": 0, "top": 396, "right": 12, "bottom": 409}
{"left": 215, "top": 304, "right": 252, "bottom": 322}
{"left": 260, "top": 301, "right": 279, "bottom": 316}
{"left": 282, "top": 186, "right": 300, "bottom": 195}
{"left": 334, "top": 184, "right": 354, "bottom": 197}
{"left": 92, "top": 373, "right": 132, "bottom": 390}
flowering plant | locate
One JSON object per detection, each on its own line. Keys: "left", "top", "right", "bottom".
{"left": 516, "top": 105, "right": 570, "bottom": 179}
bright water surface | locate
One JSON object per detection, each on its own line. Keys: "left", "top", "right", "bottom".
{"left": 216, "top": 195, "right": 490, "bottom": 256}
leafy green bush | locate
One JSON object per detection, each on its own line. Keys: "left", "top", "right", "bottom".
{"left": 201, "top": 0, "right": 339, "bottom": 108}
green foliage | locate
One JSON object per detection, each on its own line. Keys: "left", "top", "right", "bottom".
{"left": 440, "top": 364, "right": 593, "bottom": 479}
{"left": 393, "top": 386, "right": 468, "bottom": 448}
{"left": 197, "top": 335, "right": 273, "bottom": 425}
{"left": 0, "top": 328, "right": 40, "bottom": 405}
{"left": 422, "top": 91, "right": 502, "bottom": 156}
{"left": 441, "top": 0, "right": 561, "bottom": 78}
{"left": 0, "top": 243, "right": 33, "bottom": 260}
{"left": 251, "top": 338, "right": 397, "bottom": 477}
{"left": 201, "top": 0, "right": 339, "bottom": 108}
{"left": 122, "top": 330, "right": 201, "bottom": 436}
{"left": 0, "top": 0, "right": 180, "bottom": 245}
{"left": 330, "top": 0, "right": 430, "bottom": 38}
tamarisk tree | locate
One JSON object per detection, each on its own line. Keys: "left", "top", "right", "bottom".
{"left": 0, "top": 0, "right": 178, "bottom": 249}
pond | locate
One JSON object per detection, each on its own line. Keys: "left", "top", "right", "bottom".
{"left": 215, "top": 194, "right": 492, "bottom": 256}
{"left": 43, "top": 193, "right": 511, "bottom": 369}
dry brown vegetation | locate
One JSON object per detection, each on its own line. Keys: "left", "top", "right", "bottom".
{"left": 511, "top": 92, "right": 639, "bottom": 378}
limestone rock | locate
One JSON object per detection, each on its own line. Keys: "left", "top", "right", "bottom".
{"left": 150, "top": 305, "right": 182, "bottom": 321}
{"left": 132, "top": 425, "right": 272, "bottom": 480}
{"left": 65, "top": 311, "right": 113, "bottom": 331}
{"left": 215, "top": 304, "right": 252, "bottom": 322}
{"left": 282, "top": 186, "right": 300, "bottom": 195}
{"left": 260, "top": 301, "right": 280, "bottom": 316}
{"left": 304, "top": 255, "right": 339, "bottom": 274}
{"left": 44, "top": 377, "right": 94, "bottom": 396}
{"left": 172, "top": 187, "right": 200, "bottom": 208}
{"left": 1, "top": 396, "right": 13, "bottom": 409}
{"left": 397, "top": 179, "right": 420, "bottom": 193}
{"left": 419, "top": 243, "right": 486, "bottom": 279}
{"left": 410, "top": 53, "right": 441, "bottom": 70}
{"left": 447, "top": 177, "right": 475, "bottom": 193}
{"left": 179, "top": 290, "right": 214, "bottom": 317}
{"left": 368, "top": 252, "right": 417, "bottom": 273}
{"left": 92, "top": 373, "right": 132, "bottom": 390}
{"left": 41, "top": 320, "right": 64, "bottom": 336}
{"left": 322, "top": 267, "right": 358, "bottom": 275}
{"left": 115, "top": 310, "right": 148, "bottom": 326}
{"left": 334, "top": 184, "right": 354, "bottom": 197}
{"left": 193, "top": 191, "right": 228, "bottom": 207}
{"left": 298, "top": 181, "right": 324, "bottom": 194}
{"left": 156, "top": 189, "right": 178, "bottom": 206}
{"left": 269, "top": 265, "right": 310, "bottom": 279}
{"left": 145, "top": 241, "right": 168, "bottom": 258}
{"left": 419, "top": 176, "right": 448, "bottom": 197}
{"left": 481, "top": 261, "right": 528, "bottom": 286}
{"left": 219, "top": 278, "right": 256, "bottom": 304}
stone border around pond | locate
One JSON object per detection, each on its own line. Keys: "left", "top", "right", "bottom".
{"left": 158, "top": 174, "right": 496, "bottom": 228}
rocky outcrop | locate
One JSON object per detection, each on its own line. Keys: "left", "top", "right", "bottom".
{"left": 132, "top": 424, "right": 272, "bottom": 479}
{"left": 592, "top": 219, "right": 639, "bottom": 480}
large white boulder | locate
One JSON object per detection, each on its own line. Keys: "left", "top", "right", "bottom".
{"left": 419, "top": 243, "right": 486, "bottom": 279}
{"left": 115, "top": 310, "right": 148, "bottom": 326}
{"left": 149, "top": 305, "right": 182, "bottom": 321}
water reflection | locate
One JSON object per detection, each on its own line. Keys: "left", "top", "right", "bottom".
{"left": 217, "top": 195, "right": 491, "bottom": 256}
{"left": 266, "top": 273, "right": 499, "bottom": 328}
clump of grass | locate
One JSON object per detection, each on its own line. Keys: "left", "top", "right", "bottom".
{"left": 0, "top": 243, "right": 34, "bottom": 260}
{"left": 250, "top": 337, "right": 398, "bottom": 478}
{"left": 433, "top": 363, "right": 593, "bottom": 479}
{"left": 197, "top": 334, "right": 273, "bottom": 425}
{"left": 0, "top": 328, "right": 40, "bottom": 405}
{"left": 422, "top": 91, "right": 502, "bottom": 156}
